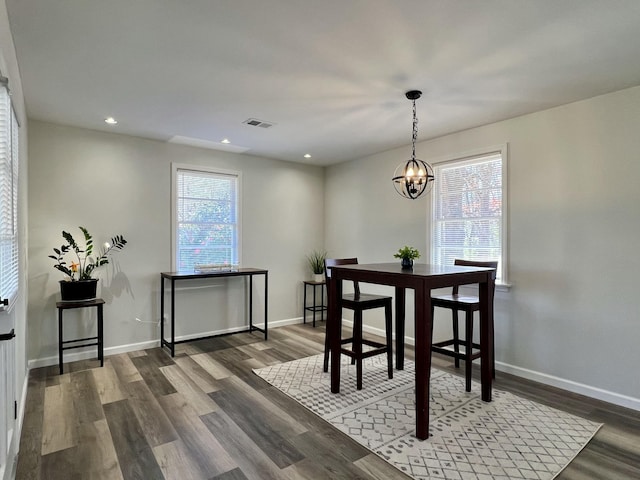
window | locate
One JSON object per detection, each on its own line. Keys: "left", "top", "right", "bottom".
{"left": 172, "top": 164, "right": 240, "bottom": 272}
{"left": 0, "top": 78, "right": 19, "bottom": 310}
{"left": 430, "top": 145, "right": 507, "bottom": 283}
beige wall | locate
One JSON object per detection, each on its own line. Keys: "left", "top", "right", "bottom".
{"left": 27, "top": 121, "right": 324, "bottom": 362}
{"left": 326, "top": 85, "right": 640, "bottom": 407}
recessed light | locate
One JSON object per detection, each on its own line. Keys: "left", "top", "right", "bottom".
{"left": 104, "top": 117, "right": 118, "bottom": 125}
{"left": 304, "top": 154, "right": 311, "bottom": 158}
{"left": 221, "top": 138, "right": 230, "bottom": 144}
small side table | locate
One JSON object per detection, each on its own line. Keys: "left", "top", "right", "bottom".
{"left": 56, "top": 298, "right": 105, "bottom": 374}
{"left": 303, "top": 280, "right": 326, "bottom": 327}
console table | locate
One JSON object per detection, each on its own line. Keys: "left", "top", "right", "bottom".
{"left": 56, "top": 298, "right": 105, "bottom": 375}
{"left": 160, "top": 268, "right": 268, "bottom": 356}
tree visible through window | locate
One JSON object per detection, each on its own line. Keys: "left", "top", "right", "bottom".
{"left": 173, "top": 166, "right": 240, "bottom": 272}
{"left": 431, "top": 149, "right": 507, "bottom": 283}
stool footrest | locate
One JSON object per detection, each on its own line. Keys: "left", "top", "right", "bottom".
{"left": 63, "top": 336, "right": 99, "bottom": 344}
{"left": 432, "top": 344, "right": 482, "bottom": 361}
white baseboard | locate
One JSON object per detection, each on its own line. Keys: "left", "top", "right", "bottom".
{"left": 357, "top": 321, "right": 640, "bottom": 412}
{"left": 496, "top": 362, "right": 640, "bottom": 412}
{"left": 27, "top": 317, "right": 304, "bottom": 370}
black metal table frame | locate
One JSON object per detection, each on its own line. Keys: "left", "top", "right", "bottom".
{"left": 56, "top": 298, "right": 105, "bottom": 375}
{"left": 160, "top": 268, "right": 268, "bottom": 357}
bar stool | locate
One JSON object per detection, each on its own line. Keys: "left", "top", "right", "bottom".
{"left": 323, "top": 258, "right": 393, "bottom": 390}
{"left": 56, "top": 298, "right": 105, "bottom": 374}
{"left": 431, "top": 259, "right": 498, "bottom": 391}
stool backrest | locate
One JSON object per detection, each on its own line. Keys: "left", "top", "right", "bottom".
{"left": 452, "top": 259, "right": 498, "bottom": 295}
{"left": 325, "top": 258, "right": 361, "bottom": 298}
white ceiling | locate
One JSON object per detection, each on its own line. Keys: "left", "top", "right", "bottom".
{"left": 6, "top": 0, "right": 640, "bottom": 166}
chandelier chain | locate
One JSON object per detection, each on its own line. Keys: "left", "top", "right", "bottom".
{"left": 412, "top": 99, "right": 418, "bottom": 161}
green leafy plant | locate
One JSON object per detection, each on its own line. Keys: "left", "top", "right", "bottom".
{"left": 49, "top": 226, "right": 127, "bottom": 281}
{"left": 306, "top": 250, "right": 327, "bottom": 274}
{"left": 393, "top": 246, "right": 421, "bottom": 261}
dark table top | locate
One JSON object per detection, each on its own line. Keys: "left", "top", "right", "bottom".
{"left": 161, "top": 268, "right": 268, "bottom": 280}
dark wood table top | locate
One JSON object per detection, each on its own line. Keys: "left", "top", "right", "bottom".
{"left": 329, "top": 262, "right": 495, "bottom": 288}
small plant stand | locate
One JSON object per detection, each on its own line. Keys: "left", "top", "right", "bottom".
{"left": 56, "top": 298, "right": 104, "bottom": 374}
{"left": 303, "top": 280, "right": 326, "bottom": 327}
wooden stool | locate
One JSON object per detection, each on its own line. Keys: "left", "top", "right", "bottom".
{"left": 323, "top": 258, "right": 393, "bottom": 390}
{"left": 431, "top": 259, "right": 498, "bottom": 391}
{"left": 56, "top": 298, "right": 105, "bottom": 374}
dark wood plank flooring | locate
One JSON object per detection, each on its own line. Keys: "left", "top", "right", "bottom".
{"left": 15, "top": 323, "right": 640, "bottom": 479}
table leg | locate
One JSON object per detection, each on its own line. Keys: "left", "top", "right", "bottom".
{"left": 58, "top": 308, "right": 64, "bottom": 375}
{"left": 160, "top": 276, "right": 165, "bottom": 347}
{"left": 414, "top": 285, "right": 432, "bottom": 440}
{"left": 264, "top": 272, "right": 268, "bottom": 340}
{"left": 249, "top": 274, "right": 254, "bottom": 331}
{"left": 329, "top": 277, "right": 342, "bottom": 394}
{"left": 312, "top": 283, "right": 317, "bottom": 327}
{"left": 98, "top": 304, "right": 104, "bottom": 366}
{"left": 395, "top": 286, "right": 406, "bottom": 370}
{"left": 479, "top": 273, "right": 495, "bottom": 402}
{"left": 170, "top": 278, "right": 176, "bottom": 357}
{"left": 303, "top": 282, "right": 307, "bottom": 324}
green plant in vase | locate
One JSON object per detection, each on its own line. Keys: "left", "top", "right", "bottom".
{"left": 306, "top": 250, "right": 327, "bottom": 281}
{"left": 394, "top": 245, "right": 420, "bottom": 269}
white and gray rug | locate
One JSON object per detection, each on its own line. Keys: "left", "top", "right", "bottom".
{"left": 253, "top": 354, "right": 602, "bottom": 480}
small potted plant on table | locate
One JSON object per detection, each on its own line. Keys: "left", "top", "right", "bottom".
{"left": 306, "top": 250, "right": 327, "bottom": 282}
{"left": 49, "top": 226, "right": 127, "bottom": 301}
{"left": 394, "top": 245, "right": 420, "bottom": 269}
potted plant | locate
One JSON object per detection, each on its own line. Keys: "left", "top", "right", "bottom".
{"left": 49, "top": 226, "right": 127, "bottom": 301}
{"left": 306, "top": 250, "right": 327, "bottom": 282}
{"left": 394, "top": 245, "right": 420, "bottom": 269}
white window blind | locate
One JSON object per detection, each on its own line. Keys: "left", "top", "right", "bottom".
{"left": 431, "top": 151, "right": 506, "bottom": 282}
{"left": 0, "top": 80, "right": 19, "bottom": 310}
{"left": 174, "top": 167, "right": 239, "bottom": 272}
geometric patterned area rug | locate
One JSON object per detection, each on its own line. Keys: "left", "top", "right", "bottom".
{"left": 253, "top": 354, "right": 602, "bottom": 480}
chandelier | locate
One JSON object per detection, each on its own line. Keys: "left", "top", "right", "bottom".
{"left": 392, "top": 90, "right": 435, "bottom": 199}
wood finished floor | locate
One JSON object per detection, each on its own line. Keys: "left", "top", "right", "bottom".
{"left": 15, "top": 323, "right": 640, "bottom": 480}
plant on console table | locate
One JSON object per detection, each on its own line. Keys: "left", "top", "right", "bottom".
{"left": 394, "top": 245, "right": 420, "bottom": 269}
{"left": 49, "top": 226, "right": 127, "bottom": 301}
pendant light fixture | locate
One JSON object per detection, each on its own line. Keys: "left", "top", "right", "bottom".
{"left": 392, "top": 90, "right": 435, "bottom": 199}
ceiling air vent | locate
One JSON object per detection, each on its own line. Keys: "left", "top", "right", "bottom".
{"left": 243, "top": 118, "right": 275, "bottom": 128}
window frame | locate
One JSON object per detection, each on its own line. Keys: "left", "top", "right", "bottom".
{"left": 429, "top": 144, "right": 509, "bottom": 286}
{"left": 0, "top": 78, "right": 19, "bottom": 312}
{"left": 171, "top": 163, "right": 242, "bottom": 272}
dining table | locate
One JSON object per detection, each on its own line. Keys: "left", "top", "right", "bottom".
{"left": 327, "top": 262, "right": 496, "bottom": 440}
